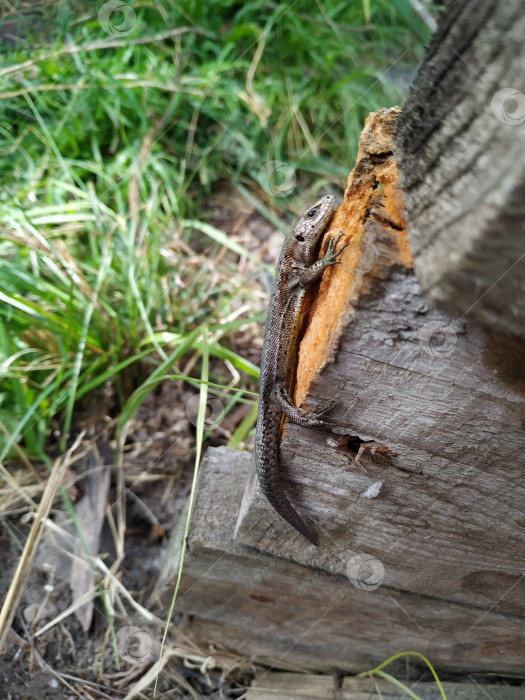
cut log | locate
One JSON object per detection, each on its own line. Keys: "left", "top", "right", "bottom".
{"left": 154, "top": 110, "right": 525, "bottom": 676}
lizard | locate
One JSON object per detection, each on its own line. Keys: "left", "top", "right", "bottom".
{"left": 255, "top": 194, "right": 347, "bottom": 545}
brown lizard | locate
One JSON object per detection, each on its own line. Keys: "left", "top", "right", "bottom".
{"left": 255, "top": 194, "right": 346, "bottom": 545}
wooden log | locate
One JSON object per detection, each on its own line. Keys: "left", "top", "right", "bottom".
{"left": 155, "top": 107, "right": 525, "bottom": 675}
{"left": 393, "top": 0, "right": 525, "bottom": 338}
{"left": 169, "top": 446, "right": 525, "bottom": 674}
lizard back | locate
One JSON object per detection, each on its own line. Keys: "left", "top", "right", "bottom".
{"left": 254, "top": 194, "right": 337, "bottom": 545}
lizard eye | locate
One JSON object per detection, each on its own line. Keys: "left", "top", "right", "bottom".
{"left": 295, "top": 234, "right": 305, "bottom": 241}
{"left": 306, "top": 209, "right": 317, "bottom": 217}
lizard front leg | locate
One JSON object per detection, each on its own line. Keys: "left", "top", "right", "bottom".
{"left": 299, "top": 231, "right": 347, "bottom": 286}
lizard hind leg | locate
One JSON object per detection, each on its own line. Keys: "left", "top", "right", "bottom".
{"left": 272, "top": 385, "right": 337, "bottom": 428}
{"left": 302, "top": 398, "right": 339, "bottom": 424}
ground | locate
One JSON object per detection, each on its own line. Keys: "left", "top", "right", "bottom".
{"left": 0, "top": 199, "right": 270, "bottom": 698}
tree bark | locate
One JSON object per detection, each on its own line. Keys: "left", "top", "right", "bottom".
{"left": 394, "top": 0, "right": 525, "bottom": 338}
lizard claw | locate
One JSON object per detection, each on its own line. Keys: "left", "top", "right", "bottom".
{"left": 300, "top": 399, "right": 339, "bottom": 427}
{"left": 311, "top": 399, "right": 339, "bottom": 418}
{"left": 323, "top": 231, "right": 349, "bottom": 266}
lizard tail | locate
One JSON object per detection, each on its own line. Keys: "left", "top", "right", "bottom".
{"left": 283, "top": 506, "right": 319, "bottom": 546}
{"left": 258, "top": 471, "right": 319, "bottom": 546}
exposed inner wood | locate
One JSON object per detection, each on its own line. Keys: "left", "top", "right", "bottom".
{"left": 295, "top": 106, "right": 411, "bottom": 408}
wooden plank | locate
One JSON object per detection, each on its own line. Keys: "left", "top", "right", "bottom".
{"left": 247, "top": 672, "right": 525, "bottom": 700}
{"left": 249, "top": 672, "right": 335, "bottom": 699}
{"left": 342, "top": 677, "right": 525, "bottom": 700}
{"left": 168, "top": 447, "right": 525, "bottom": 674}
{"left": 393, "top": 0, "right": 525, "bottom": 338}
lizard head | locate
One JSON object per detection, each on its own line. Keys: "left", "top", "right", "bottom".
{"left": 292, "top": 194, "right": 336, "bottom": 247}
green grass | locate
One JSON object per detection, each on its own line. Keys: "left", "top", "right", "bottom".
{"left": 359, "top": 651, "right": 448, "bottom": 699}
{"left": 0, "top": 1, "right": 432, "bottom": 460}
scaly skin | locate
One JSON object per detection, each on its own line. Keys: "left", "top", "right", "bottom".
{"left": 255, "top": 194, "right": 346, "bottom": 545}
